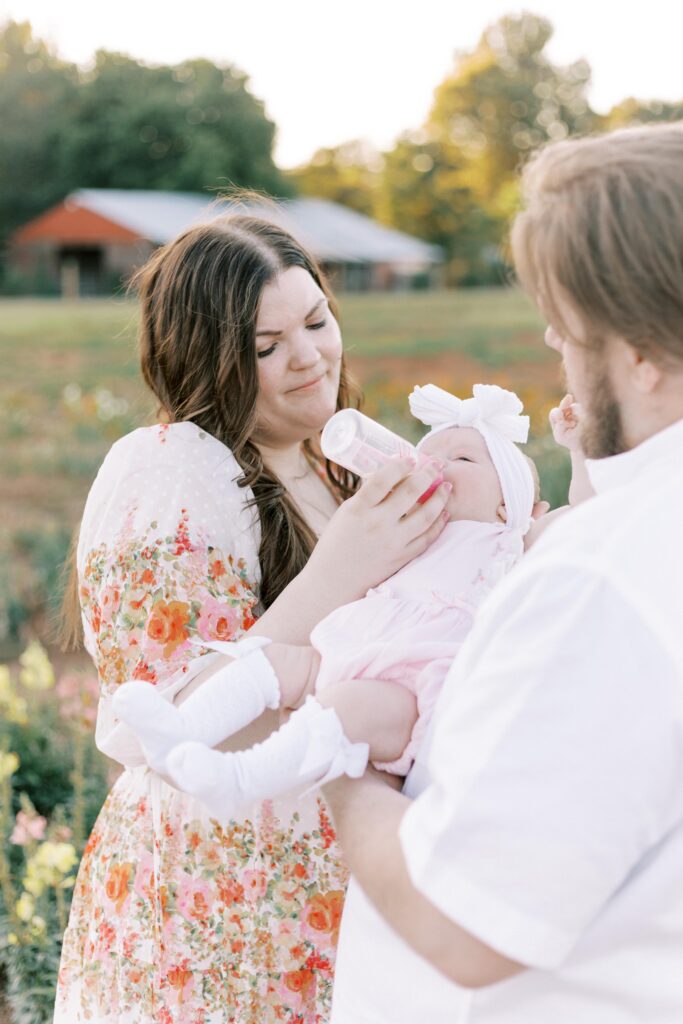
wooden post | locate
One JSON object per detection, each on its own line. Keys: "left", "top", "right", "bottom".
{"left": 61, "top": 257, "right": 80, "bottom": 299}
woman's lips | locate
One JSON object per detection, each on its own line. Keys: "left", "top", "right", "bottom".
{"left": 289, "top": 374, "right": 325, "bottom": 392}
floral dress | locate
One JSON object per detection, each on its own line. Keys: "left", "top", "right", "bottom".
{"left": 55, "top": 422, "right": 347, "bottom": 1024}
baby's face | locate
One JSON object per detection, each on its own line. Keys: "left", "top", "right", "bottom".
{"left": 421, "top": 427, "right": 505, "bottom": 524}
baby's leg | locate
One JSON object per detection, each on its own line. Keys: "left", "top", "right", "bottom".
{"left": 112, "top": 638, "right": 320, "bottom": 773}
{"left": 316, "top": 679, "right": 417, "bottom": 764}
{"left": 266, "top": 644, "right": 321, "bottom": 708}
{"left": 166, "top": 695, "right": 369, "bottom": 818}
{"left": 164, "top": 678, "right": 417, "bottom": 817}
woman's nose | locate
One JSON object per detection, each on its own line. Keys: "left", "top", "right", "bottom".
{"left": 289, "top": 329, "right": 323, "bottom": 369}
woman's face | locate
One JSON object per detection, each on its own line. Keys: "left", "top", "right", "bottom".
{"left": 253, "top": 267, "right": 343, "bottom": 447}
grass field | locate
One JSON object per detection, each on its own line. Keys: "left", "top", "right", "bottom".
{"left": 0, "top": 288, "right": 570, "bottom": 655}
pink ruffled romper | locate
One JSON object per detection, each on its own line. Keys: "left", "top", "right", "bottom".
{"left": 310, "top": 520, "right": 524, "bottom": 773}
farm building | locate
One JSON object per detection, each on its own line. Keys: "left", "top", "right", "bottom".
{"left": 9, "top": 189, "right": 443, "bottom": 296}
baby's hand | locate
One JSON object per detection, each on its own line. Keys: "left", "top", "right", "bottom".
{"left": 549, "top": 394, "right": 583, "bottom": 453}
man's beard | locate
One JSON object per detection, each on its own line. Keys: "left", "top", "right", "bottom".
{"left": 578, "top": 356, "right": 629, "bottom": 459}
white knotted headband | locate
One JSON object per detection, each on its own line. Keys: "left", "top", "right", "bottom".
{"left": 409, "top": 383, "right": 535, "bottom": 532}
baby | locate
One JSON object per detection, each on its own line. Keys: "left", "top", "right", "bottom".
{"left": 113, "top": 383, "right": 542, "bottom": 818}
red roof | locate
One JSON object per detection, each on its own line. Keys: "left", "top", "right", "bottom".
{"left": 13, "top": 198, "right": 143, "bottom": 244}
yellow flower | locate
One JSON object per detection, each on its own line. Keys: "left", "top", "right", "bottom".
{"left": 0, "top": 669, "right": 26, "bottom": 723}
{"left": 19, "top": 641, "right": 55, "bottom": 691}
{"left": 24, "top": 840, "right": 79, "bottom": 896}
{"left": 0, "top": 751, "right": 19, "bottom": 782}
{"left": 15, "top": 892, "right": 35, "bottom": 923}
{"left": 40, "top": 841, "right": 78, "bottom": 875}
{"left": 6, "top": 695, "right": 28, "bottom": 726}
{"left": 30, "top": 915, "right": 46, "bottom": 938}
{"left": 0, "top": 666, "right": 12, "bottom": 701}
{"left": 7, "top": 933, "right": 18, "bottom": 946}
{"left": 23, "top": 870, "right": 45, "bottom": 898}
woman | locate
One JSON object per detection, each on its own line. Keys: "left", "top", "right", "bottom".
{"left": 54, "top": 214, "right": 447, "bottom": 1024}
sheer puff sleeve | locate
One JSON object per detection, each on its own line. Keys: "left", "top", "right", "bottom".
{"left": 76, "top": 422, "right": 261, "bottom": 765}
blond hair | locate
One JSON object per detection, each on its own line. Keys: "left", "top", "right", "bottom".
{"left": 511, "top": 122, "right": 683, "bottom": 364}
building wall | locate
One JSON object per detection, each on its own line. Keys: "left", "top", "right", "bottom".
{"left": 8, "top": 239, "right": 156, "bottom": 296}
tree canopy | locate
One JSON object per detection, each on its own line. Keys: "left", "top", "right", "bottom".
{"left": 3, "top": 13, "right": 682, "bottom": 288}
{"left": 0, "top": 20, "right": 287, "bottom": 256}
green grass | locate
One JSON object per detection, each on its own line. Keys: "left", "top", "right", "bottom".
{"left": 0, "top": 290, "right": 570, "bottom": 653}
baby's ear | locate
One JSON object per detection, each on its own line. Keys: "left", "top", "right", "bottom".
{"left": 497, "top": 502, "right": 508, "bottom": 523}
{"left": 531, "top": 500, "right": 551, "bottom": 520}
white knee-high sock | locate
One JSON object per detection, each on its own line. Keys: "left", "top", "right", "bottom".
{"left": 165, "top": 697, "right": 369, "bottom": 819}
{"left": 112, "top": 636, "right": 280, "bottom": 773}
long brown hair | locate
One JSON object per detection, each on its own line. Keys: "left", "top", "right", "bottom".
{"left": 61, "top": 213, "right": 360, "bottom": 648}
{"left": 511, "top": 121, "right": 683, "bottom": 364}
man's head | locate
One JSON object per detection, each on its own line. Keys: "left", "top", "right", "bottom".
{"left": 511, "top": 122, "right": 683, "bottom": 458}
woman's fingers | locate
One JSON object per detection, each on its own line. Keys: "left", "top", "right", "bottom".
{"left": 383, "top": 462, "right": 446, "bottom": 520}
{"left": 405, "top": 502, "right": 450, "bottom": 558}
{"left": 400, "top": 480, "right": 451, "bottom": 535}
{"left": 357, "top": 455, "right": 418, "bottom": 508}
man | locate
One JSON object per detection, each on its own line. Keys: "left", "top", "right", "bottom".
{"left": 325, "top": 122, "right": 683, "bottom": 1023}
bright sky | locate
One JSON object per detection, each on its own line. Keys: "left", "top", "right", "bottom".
{"left": 3, "top": 0, "right": 682, "bottom": 167}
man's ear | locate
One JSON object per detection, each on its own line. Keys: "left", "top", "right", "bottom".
{"left": 531, "top": 500, "right": 551, "bottom": 520}
{"left": 619, "top": 338, "right": 662, "bottom": 394}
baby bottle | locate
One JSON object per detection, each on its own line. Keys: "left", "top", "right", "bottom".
{"left": 321, "top": 409, "right": 442, "bottom": 504}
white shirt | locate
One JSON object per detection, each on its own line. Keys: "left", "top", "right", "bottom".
{"left": 332, "top": 417, "right": 683, "bottom": 1024}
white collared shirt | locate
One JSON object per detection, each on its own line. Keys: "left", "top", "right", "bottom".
{"left": 333, "top": 417, "right": 683, "bottom": 1024}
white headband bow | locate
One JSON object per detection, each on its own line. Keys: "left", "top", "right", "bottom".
{"left": 409, "top": 383, "right": 535, "bottom": 533}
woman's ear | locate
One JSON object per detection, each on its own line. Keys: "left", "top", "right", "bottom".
{"left": 497, "top": 502, "right": 508, "bottom": 523}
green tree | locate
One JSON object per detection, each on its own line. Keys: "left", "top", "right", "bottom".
{"left": 603, "top": 96, "right": 683, "bottom": 130}
{"left": 0, "top": 18, "right": 288, "bottom": 271}
{"left": 0, "top": 21, "right": 79, "bottom": 249}
{"left": 377, "top": 133, "right": 502, "bottom": 285}
{"left": 429, "top": 13, "right": 597, "bottom": 213}
{"left": 288, "top": 139, "right": 382, "bottom": 216}
{"left": 63, "top": 52, "right": 287, "bottom": 196}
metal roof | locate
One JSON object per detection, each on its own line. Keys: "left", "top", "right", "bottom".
{"left": 71, "top": 189, "right": 443, "bottom": 265}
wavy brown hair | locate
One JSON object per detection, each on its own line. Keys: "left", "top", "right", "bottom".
{"left": 511, "top": 121, "right": 683, "bottom": 364}
{"left": 60, "top": 213, "right": 361, "bottom": 648}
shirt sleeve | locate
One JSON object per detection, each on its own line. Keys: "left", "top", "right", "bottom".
{"left": 76, "top": 425, "right": 261, "bottom": 766}
{"left": 399, "top": 559, "right": 682, "bottom": 969}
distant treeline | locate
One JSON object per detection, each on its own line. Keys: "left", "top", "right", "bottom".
{"left": 1, "top": 13, "right": 682, "bottom": 286}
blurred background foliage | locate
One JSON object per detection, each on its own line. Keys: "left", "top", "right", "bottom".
{"left": 290, "top": 13, "right": 682, "bottom": 284}
{"left": 1, "top": 12, "right": 682, "bottom": 288}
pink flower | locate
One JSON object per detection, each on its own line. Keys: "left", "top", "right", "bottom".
{"left": 100, "top": 584, "right": 122, "bottom": 624}
{"left": 196, "top": 598, "right": 241, "bottom": 643}
{"left": 176, "top": 875, "right": 213, "bottom": 923}
{"left": 133, "top": 849, "right": 154, "bottom": 901}
{"left": 55, "top": 672, "right": 99, "bottom": 729}
{"left": 10, "top": 810, "right": 47, "bottom": 845}
{"left": 242, "top": 869, "right": 268, "bottom": 902}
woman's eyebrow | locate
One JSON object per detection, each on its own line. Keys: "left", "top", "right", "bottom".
{"left": 256, "top": 298, "right": 327, "bottom": 337}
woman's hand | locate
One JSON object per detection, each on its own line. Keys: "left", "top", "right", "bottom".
{"left": 306, "top": 456, "right": 450, "bottom": 603}
{"left": 251, "top": 457, "right": 449, "bottom": 645}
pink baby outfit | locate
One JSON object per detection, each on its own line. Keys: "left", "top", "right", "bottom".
{"left": 310, "top": 519, "right": 524, "bottom": 774}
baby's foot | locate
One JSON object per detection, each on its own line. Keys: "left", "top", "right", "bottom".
{"left": 165, "top": 698, "right": 369, "bottom": 820}
{"left": 113, "top": 682, "right": 185, "bottom": 773}
{"left": 166, "top": 742, "right": 241, "bottom": 818}
{"left": 113, "top": 638, "right": 281, "bottom": 775}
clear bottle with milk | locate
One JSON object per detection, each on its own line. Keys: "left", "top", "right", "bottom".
{"left": 321, "top": 409, "right": 442, "bottom": 504}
